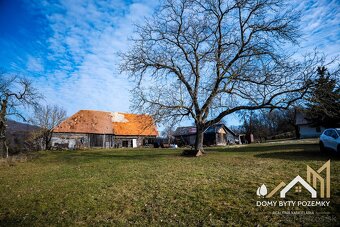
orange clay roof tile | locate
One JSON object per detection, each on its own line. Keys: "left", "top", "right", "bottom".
{"left": 53, "top": 110, "right": 158, "bottom": 136}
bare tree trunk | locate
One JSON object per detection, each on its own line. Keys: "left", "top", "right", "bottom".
{"left": 43, "top": 131, "right": 50, "bottom": 150}
{"left": 293, "top": 108, "right": 300, "bottom": 139}
{"left": 0, "top": 98, "right": 9, "bottom": 158}
{"left": 2, "top": 140, "right": 9, "bottom": 159}
{"left": 45, "top": 135, "right": 49, "bottom": 150}
{"left": 194, "top": 125, "right": 205, "bottom": 156}
{"left": 0, "top": 138, "right": 8, "bottom": 158}
{"left": 46, "top": 131, "right": 53, "bottom": 150}
{"left": 0, "top": 123, "right": 8, "bottom": 158}
{"left": 295, "top": 125, "right": 300, "bottom": 139}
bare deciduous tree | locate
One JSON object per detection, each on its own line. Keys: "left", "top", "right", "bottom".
{"left": 240, "top": 108, "right": 296, "bottom": 142}
{"left": 121, "top": 0, "right": 324, "bottom": 155}
{"left": 0, "top": 73, "right": 41, "bottom": 158}
{"left": 30, "top": 105, "right": 67, "bottom": 150}
{"left": 161, "top": 123, "right": 176, "bottom": 144}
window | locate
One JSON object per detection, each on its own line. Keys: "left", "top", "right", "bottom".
{"left": 295, "top": 186, "right": 302, "bottom": 193}
{"left": 324, "top": 130, "right": 331, "bottom": 136}
{"left": 143, "top": 139, "right": 149, "bottom": 145}
{"left": 326, "top": 130, "right": 338, "bottom": 139}
{"left": 330, "top": 130, "right": 339, "bottom": 139}
{"left": 122, "top": 140, "right": 129, "bottom": 147}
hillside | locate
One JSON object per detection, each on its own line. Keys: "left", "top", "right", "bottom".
{"left": 5, "top": 120, "right": 40, "bottom": 153}
{"left": 6, "top": 120, "right": 40, "bottom": 133}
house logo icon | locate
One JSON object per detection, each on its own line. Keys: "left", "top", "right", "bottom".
{"left": 257, "top": 160, "right": 330, "bottom": 198}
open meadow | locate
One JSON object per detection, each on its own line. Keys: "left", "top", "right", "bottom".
{"left": 0, "top": 139, "right": 339, "bottom": 226}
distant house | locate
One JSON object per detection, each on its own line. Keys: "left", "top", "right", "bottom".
{"left": 295, "top": 111, "right": 325, "bottom": 139}
{"left": 173, "top": 124, "right": 237, "bottom": 146}
{"left": 52, "top": 110, "right": 158, "bottom": 149}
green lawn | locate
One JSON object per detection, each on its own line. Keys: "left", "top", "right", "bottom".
{"left": 0, "top": 140, "right": 339, "bottom": 226}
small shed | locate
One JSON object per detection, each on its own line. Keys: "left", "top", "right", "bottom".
{"left": 173, "top": 124, "right": 237, "bottom": 146}
{"left": 204, "top": 124, "right": 236, "bottom": 146}
{"left": 173, "top": 126, "right": 197, "bottom": 146}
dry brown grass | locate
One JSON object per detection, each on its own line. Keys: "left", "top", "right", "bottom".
{"left": 0, "top": 139, "right": 339, "bottom": 226}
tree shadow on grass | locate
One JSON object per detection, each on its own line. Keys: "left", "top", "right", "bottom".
{"left": 254, "top": 150, "right": 340, "bottom": 161}
{"left": 54, "top": 150, "right": 180, "bottom": 164}
{"left": 207, "top": 143, "right": 340, "bottom": 161}
{"left": 207, "top": 143, "right": 319, "bottom": 153}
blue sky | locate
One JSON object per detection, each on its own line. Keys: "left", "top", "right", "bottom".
{"left": 0, "top": 0, "right": 339, "bottom": 127}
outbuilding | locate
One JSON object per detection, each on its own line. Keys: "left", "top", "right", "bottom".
{"left": 173, "top": 124, "right": 236, "bottom": 146}
{"left": 52, "top": 110, "right": 158, "bottom": 149}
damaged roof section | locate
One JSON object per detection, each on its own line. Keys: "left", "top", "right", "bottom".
{"left": 53, "top": 110, "right": 158, "bottom": 136}
{"left": 110, "top": 112, "right": 128, "bottom": 123}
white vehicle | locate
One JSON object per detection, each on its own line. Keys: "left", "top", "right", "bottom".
{"left": 319, "top": 128, "right": 340, "bottom": 152}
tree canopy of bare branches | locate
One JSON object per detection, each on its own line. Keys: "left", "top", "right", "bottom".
{"left": 121, "top": 0, "right": 325, "bottom": 154}
{"left": 0, "top": 73, "right": 41, "bottom": 158}
{"left": 29, "top": 105, "right": 67, "bottom": 150}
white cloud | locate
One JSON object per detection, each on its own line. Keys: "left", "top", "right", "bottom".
{"left": 297, "top": 0, "right": 340, "bottom": 58}
{"left": 31, "top": 0, "right": 157, "bottom": 116}
{"left": 20, "top": 0, "right": 339, "bottom": 127}
{"left": 27, "top": 56, "right": 44, "bottom": 72}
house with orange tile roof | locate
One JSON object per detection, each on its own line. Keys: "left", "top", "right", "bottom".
{"left": 51, "top": 110, "right": 158, "bottom": 149}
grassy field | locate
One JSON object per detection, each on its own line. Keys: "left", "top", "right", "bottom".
{"left": 0, "top": 139, "right": 339, "bottom": 226}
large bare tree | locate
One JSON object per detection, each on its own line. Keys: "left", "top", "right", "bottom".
{"left": 30, "top": 105, "right": 67, "bottom": 150}
{"left": 0, "top": 73, "right": 40, "bottom": 158}
{"left": 121, "top": 0, "right": 323, "bottom": 155}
